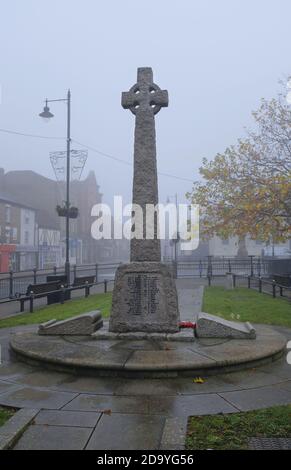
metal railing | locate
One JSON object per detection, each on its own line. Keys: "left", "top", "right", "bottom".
{"left": 0, "top": 278, "right": 114, "bottom": 313}
{"left": 0, "top": 256, "right": 289, "bottom": 304}
{"left": 207, "top": 273, "right": 291, "bottom": 300}
{"left": 0, "top": 262, "right": 120, "bottom": 300}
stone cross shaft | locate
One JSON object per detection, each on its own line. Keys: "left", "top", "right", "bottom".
{"left": 122, "top": 67, "right": 168, "bottom": 262}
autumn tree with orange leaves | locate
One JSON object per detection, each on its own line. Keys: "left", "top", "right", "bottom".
{"left": 187, "top": 88, "right": 291, "bottom": 244}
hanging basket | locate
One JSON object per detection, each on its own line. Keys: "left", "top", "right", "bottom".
{"left": 56, "top": 205, "right": 79, "bottom": 219}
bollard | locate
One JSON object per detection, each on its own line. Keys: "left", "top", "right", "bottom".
{"left": 95, "top": 263, "right": 99, "bottom": 283}
{"left": 104, "top": 279, "right": 108, "bottom": 293}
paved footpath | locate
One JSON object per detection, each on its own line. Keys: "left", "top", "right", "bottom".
{"left": 0, "top": 280, "right": 290, "bottom": 450}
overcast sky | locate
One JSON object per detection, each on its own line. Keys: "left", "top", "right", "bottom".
{"left": 0, "top": 0, "right": 290, "bottom": 206}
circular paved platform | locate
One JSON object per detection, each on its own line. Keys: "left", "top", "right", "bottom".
{"left": 1, "top": 325, "right": 291, "bottom": 449}
{"left": 10, "top": 324, "right": 286, "bottom": 378}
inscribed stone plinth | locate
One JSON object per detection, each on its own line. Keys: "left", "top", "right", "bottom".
{"left": 109, "top": 262, "right": 179, "bottom": 333}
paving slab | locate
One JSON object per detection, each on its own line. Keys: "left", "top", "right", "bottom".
{"left": 34, "top": 410, "right": 101, "bottom": 428}
{"left": 0, "top": 408, "right": 39, "bottom": 450}
{"left": 0, "top": 380, "right": 22, "bottom": 395}
{"left": 178, "top": 287, "right": 204, "bottom": 321}
{"left": 0, "top": 362, "right": 35, "bottom": 381}
{"left": 11, "top": 370, "right": 72, "bottom": 388}
{"left": 219, "top": 384, "right": 291, "bottom": 411}
{"left": 114, "top": 378, "right": 181, "bottom": 396}
{"left": 259, "top": 358, "right": 291, "bottom": 380}
{"left": 124, "top": 349, "right": 216, "bottom": 371}
{"left": 14, "top": 424, "right": 92, "bottom": 450}
{"left": 86, "top": 413, "right": 164, "bottom": 450}
{"left": 63, "top": 393, "right": 149, "bottom": 414}
{"left": 52, "top": 376, "right": 118, "bottom": 395}
{"left": 159, "top": 417, "right": 187, "bottom": 450}
{"left": 148, "top": 393, "right": 237, "bottom": 416}
{"left": 0, "top": 386, "right": 78, "bottom": 410}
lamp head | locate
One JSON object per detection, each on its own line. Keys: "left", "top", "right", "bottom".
{"left": 39, "top": 100, "right": 54, "bottom": 121}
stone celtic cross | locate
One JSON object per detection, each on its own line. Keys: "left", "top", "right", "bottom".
{"left": 122, "top": 67, "right": 168, "bottom": 262}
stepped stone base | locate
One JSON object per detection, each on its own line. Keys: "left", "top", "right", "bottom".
{"left": 196, "top": 312, "right": 256, "bottom": 339}
{"left": 38, "top": 311, "right": 103, "bottom": 336}
{"left": 109, "top": 262, "right": 180, "bottom": 333}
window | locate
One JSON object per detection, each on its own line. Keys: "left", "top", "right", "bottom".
{"left": 5, "top": 205, "right": 11, "bottom": 223}
{"left": 24, "top": 231, "right": 29, "bottom": 245}
{"left": 25, "top": 211, "right": 30, "bottom": 224}
{"left": 5, "top": 226, "right": 11, "bottom": 243}
{"left": 12, "top": 227, "right": 18, "bottom": 241}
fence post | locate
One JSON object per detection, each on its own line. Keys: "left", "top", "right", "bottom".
{"left": 9, "top": 271, "right": 13, "bottom": 298}
{"left": 272, "top": 280, "right": 276, "bottom": 298}
{"left": 33, "top": 268, "right": 37, "bottom": 284}
{"left": 104, "top": 279, "right": 108, "bottom": 293}
{"left": 279, "top": 286, "right": 283, "bottom": 297}
{"left": 29, "top": 291, "right": 34, "bottom": 313}
{"left": 85, "top": 281, "right": 89, "bottom": 298}
{"left": 60, "top": 285, "right": 65, "bottom": 304}
{"left": 249, "top": 255, "right": 254, "bottom": 277}
{"left": 259, "top": 277, "right": 262, "bottom": 293}
{"left": 228, "top": 259, "right": 231, "bottom": 273}
{"left": 95, "top": 263, "right": 99, "bottom": 283}
{"left": 172, "top": 261, "right": 177, "bottom": 279}
{"left": 73, "top": 265, "right": 77, "bottom": 282}
{"left": 207, "top": 256, "right": 212, "bottom": 277}
{"left": 257, "top": 258, "right": 261, "bottom": 277}
{"left": 233, "top": 274, "right": 236, "bottom": 288}
{"left": 199, "top": 260, "right": 202, "bottom": 278}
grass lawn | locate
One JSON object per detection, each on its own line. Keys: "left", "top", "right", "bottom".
{"left": 0, "top": 292, "right": 112, "bottom": 329}
{"left": 0, "top": 406, "right": 15, "bottom": 428}
{"left": 186, "top": 405, "right": 291, "bottom": 450}
{"left": 203, "top": 286, "right": 291, "bottom": 328}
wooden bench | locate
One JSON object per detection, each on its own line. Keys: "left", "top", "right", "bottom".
{"left": 73, "top": 275, "right": 95, "bottom": 287}
{"left": 73, "top": 275, "right": 95, "bottom": 297}
{"left": 20, "top": 280, "right": 62, "bottom": 312}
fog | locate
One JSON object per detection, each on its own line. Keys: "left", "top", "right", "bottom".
{"left": 0, "top": 0, "right": 290, "bottom": 205}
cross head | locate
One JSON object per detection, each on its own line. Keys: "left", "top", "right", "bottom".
{"left": 122, "top": 67, "right": 168, "bottom": 115}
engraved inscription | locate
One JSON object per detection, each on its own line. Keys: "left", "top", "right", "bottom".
{"left": 127, "top": 274, "right": 159, "bottom": 316}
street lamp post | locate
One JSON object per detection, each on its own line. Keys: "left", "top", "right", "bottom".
{"left": 39, "top": 89, "right": 71, "bottom": 283}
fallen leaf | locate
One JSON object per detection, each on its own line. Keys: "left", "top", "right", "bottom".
{"left": 193, "top": 377, "right": 205, "bottom": 384}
